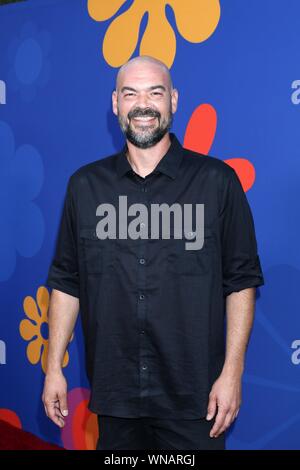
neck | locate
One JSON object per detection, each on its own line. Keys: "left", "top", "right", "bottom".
{"left": 125, "top": 133, "right": 171, "bottom": 178}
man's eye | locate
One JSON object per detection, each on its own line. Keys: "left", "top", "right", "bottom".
{"left": 125, "top": 93, "right": 135, "bottom": 97}
{"left": 151, "top": 92, "right": 162, "bottom": 96}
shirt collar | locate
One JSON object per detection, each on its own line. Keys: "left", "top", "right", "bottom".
{"left": 116, "top": 132, "right": 184, "bottom": 180}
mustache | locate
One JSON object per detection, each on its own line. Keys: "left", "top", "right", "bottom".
{"left": 128, "top": 107, "right": 161, "bottom": 120}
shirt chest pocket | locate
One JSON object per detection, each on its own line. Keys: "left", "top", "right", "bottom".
{"left": 80, "top": 228, "right": 104, "bottom": 275}
{"left": 167, "top": 228, "right": 216, "bottom": 276}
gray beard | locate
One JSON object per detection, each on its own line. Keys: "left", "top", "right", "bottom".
{"left": 119, "top": 113, "right": 173, "bottom": 149}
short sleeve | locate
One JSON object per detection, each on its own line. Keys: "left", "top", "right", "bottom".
{"left": 46, "top": 176, "right": 80, "bottom": 298}
{"left": 220, "top": 168, "right": 265, "bottom": 297}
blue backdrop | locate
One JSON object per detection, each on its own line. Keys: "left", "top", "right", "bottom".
{"left": 0, "top": 0, "right": 299, "bottom": 450}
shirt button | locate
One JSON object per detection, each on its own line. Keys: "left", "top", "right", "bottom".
{"left": 139, "top": 258, "right": 146, "bottom": 265}
{"left": 140, "top": 330, "right": 145, "bottom": 335}
{"left": 187, "top": 231, "right": 195, "bottom": 238}
{"left": 141, "top": 364, "right": 147, "bottom": 370}
{"left": 139, "top": 294, "right": 145, "bottom": 301}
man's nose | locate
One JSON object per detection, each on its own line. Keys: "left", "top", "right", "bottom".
{"left": 136, "top": 92, "right": 150, "bottom": 108}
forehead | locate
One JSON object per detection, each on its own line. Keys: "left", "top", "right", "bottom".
{"left": 117, "top": 62, "right": 170, "bottom": 90}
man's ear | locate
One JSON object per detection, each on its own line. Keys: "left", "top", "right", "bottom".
{"left": 171, "top": 88, "right": 178, "bottom": 114}
{"left": 112, "top": 90, "right": 118, "bottom": 116}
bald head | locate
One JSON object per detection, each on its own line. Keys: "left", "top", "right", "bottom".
{"left": 115, "top": 55, "right": 173, "bottom": 91}
{"left": 112, "top": 55, "right": 178, "bottom": 149}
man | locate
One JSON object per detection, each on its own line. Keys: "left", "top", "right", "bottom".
{"left": 42, "top": 55, "right": 264, "bottom": 450}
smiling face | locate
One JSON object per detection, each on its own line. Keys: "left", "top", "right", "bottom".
{"left": 112, "top": 57, "right": 178, "bottom": 149}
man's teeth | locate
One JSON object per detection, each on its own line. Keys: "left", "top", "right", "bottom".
{"left": 134, "top": 117, "right": 155, "bottom": 120}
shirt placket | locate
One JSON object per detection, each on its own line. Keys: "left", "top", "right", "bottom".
{"left": 132, "top": 172, "right": 151, "bottom": 416}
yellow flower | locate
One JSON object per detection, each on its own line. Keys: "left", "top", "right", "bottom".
{"left": 19, "top": 286, "right": 73, "bottom": 373}
{"left": 88, "top": 0, "right": 221, "bottom": 68}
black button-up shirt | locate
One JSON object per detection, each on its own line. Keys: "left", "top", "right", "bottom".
{"left": 46, "top": 133, "right": 264, "bottom": 419}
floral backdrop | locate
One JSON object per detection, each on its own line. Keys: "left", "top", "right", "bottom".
{"left": 0, "top": 0, "right": 299, "bottom": 450}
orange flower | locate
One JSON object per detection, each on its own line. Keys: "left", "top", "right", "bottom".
{"left": 19, "top": 286, "right": 73, "bottom": 373}
{"left": 88, "top": 0, "right": 221, "bottom": 67}
{"left": 184, "top": 104, "right": 256, "bottom": 192}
